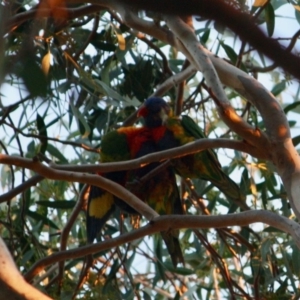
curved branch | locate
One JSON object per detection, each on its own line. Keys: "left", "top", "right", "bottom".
{"left": 50, "top": 138, "right": 267, "bottom": 174}
{"left": 136, "top": 32, "right": 173, "bottom": 76}
{"left": 6, "top": 5, "right": 105, "bottom": 32}
{"left": 0, "top": 154, "right": 158, "bottom": 220}
{"left": 0, "top": 238, "right": 51, "bottom": 299}
{"left": 24, "top": 210, "right": 300, "bottom": 281}
{"left": 57, "top": 185, "right": 88, "bottom": 287}
{"left": 109, "top": 0, "right": 300, "bottom": 80}
{"left": 165, "top": 15, "right": 270, "bottom": 150}
{"left": 0, "top": 175, "right": 44, "bottom": 204}
{"left": 112, "top": 6, "right": 300, "bottom": 218}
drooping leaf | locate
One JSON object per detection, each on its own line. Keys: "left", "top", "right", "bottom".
{"left": 69, "top": 101, "right": 90, "bottom": 138}
{"left": 36, "top": 200, "right": 76, "bottom": 209}
{"left": 41, "top": 50, "right": 52, "bottom": 76}
{"left": 283, "top": 101, "right": 300, "bottom": 114}
{"left": 271, "top": 80, "right": 286, "bottom": 96}
{"left": 111, "top": 23, "right": 126, "bottom": 51}
{"left": 36, "top": 113, "right": 48, "bottom": 154}
{"left": 253, "top": 0, "right": 268, "bottom": 6}
{"left": 265, "top": 3, "right": 275, "bottom": 37}
{"left": 47, "top": 144, "right": 68, "bottom": 163}
{"left": 26, "top": 210, "right": 60, "bottom": 230}
{"left": 17, "top": 53, "right": 48, "bottom": 97}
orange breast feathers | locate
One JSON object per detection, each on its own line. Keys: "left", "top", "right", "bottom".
{"left": 117, "top": 127, "right": 153, "bottom": 158}
{"left": 149, "top": 126, "right": 167, "bottom": 142}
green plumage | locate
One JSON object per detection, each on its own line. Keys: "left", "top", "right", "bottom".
{"left": 166, "top": 115, "right": 248, "bottom": 209}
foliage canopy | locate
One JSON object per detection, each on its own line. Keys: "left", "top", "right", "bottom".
{"left": 1, "top": 0, "right": 300, "bottom": 299}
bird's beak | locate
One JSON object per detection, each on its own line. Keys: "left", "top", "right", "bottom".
{"left": 159, "top": 105, "right": 170, "bottom": 125}
{"left": 163, "top": 104, "right": 171, "bottom": 116}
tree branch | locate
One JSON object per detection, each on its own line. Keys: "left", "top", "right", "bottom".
{"left": 108, "top": 0, "right": 300, "bottom": 80}
{"left": 0, "top": 175, "right": 44, "bottom": 204}
{"left": 50, "top": 138, "right": 268, "bottom": 174}
{"left": 24, "top": 210, "right": 300, "bottom": 281}
{"left": 0, "top": 238, "right": 51, "bottom": 299}
{"left": 0, "top": 154, "right": 158, "bottom": 220}
{"left": 57, "top": 185, "right": 88, "bottom": 288}
{"left": 165, "top": 15, "right": 270, "bottom": 150}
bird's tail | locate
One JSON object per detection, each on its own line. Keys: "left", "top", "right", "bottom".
{"left": 86, "top": 185, "right": 116, "bottom": 243}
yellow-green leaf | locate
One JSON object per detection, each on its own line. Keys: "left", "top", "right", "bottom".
{"left": 111, "top": 23, "right": 126, "bottom": 50}
{"left": 41, "top": 50, "right": 52, "bottom": 75}
{"left": 253, "top": 0, "right": 268, "bottom": 7}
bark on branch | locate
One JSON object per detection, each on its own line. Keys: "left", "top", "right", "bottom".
{"left": 25, "top": 210, "right": 300, "bottom": 281}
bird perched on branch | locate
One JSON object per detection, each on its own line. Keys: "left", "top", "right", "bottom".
{"left": 87, "top": 127, "right": 150, "bottom": 243}
{"left": 138, "top": 97, "right": 248, "bottom": 211}
{"left": 87, "top": 126, "right": 184, "bottom": 267}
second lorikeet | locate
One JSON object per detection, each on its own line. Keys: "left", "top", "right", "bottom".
{"left": 87, "top": 126, "right": 184, "bottom": 266}
{"left": 137, "top": 97, "right": 248, "bottom": 211}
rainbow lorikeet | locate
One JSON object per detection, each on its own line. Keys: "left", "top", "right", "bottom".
{"left": 87, "top": 127, "right": 150, "bottom": 243}
{"left": 137, "top": 97, "right": 248, "bottom": 210}
{"left": 87, "top": 126, "right": 184, "bottom": 266}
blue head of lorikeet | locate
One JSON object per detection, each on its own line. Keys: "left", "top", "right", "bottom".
{"left": 138, "top": 97, "right": 171, "bottom": 127}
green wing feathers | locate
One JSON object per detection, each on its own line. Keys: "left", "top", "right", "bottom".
{"left": 166, "top": 115, "right": 247, "bottom": 209}
{"left": 86, "top": 130, "right": 132, "bottom": 243}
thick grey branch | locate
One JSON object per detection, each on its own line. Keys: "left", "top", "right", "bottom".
{"left": 25, "top": 210, "right": 300, "bottom": 281}
{"left": 0, "top": 154, "right": 158, "bottom": 220}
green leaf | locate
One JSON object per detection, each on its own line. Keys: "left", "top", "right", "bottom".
{"left": 36, "top": 113, "right": 48, "bottom": 154}
{"left": 260, "top": 239, "right": 272, "bottom": 262}
{"left": 20, "top": 249, "right": 35, "bottom": 265}
{"left": 1, "top": 165, "right": 11, "bottom": 189}
{"left": 295, "top": 9, "right": 300, "bottom": 26}
{"left": 263, "top": 226, "right": 284, "bottom": 233}
{"left": 18, "top": 54, "right": 48, "bottom": 97}
{"left": 283, "top": 101, "right": 300, "bottom": 114}
{"left": 90, "top": 41, "right": 116, "bottom": 52}
{"left": 167, "top": 266, "right": 195, "bottom": 276}
{"left": 292, "top": 135, "right": 300, "bottom": 146}
{"left": 47, "top": 144, "right": 68, "bottom": 163}
{"left": 142, "top": 291, "right": 152, "bottom": 300}
{"left": 271, "top": 80, "right": 286, "bottom": 96}
{"left": 265, "top": 3, "right": 275, "bottom": 37}
{"left": 220, "top": 42, "right": 247, "bottom": 72}
{"left": 220, "top": 42, "right": 238, "bottom": 65}
{"left": 69, "top": 101, "right": 90, "bottom": 138}
{"left": 292, "top": 244, "right": 300, "bottom": 276}
{"left": 27, "top": 210, "right": 60, "bottom": 230}
{"left": 36, "top": 200, "right": 76, "bottom": 209}
{"left": 240, "top": 167, "right": 250, "bottom": 196}
{"left": 200, "top": 29, "right": 210, "bottom": 44}
{"left": 26, "top": 140, "right": 36, "bottom": 158}
{"left": 153, "top": 235, "right": 166, "bottom": 283}
{"left": 280, "top": 246, "right": 298, "bottom": 293}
